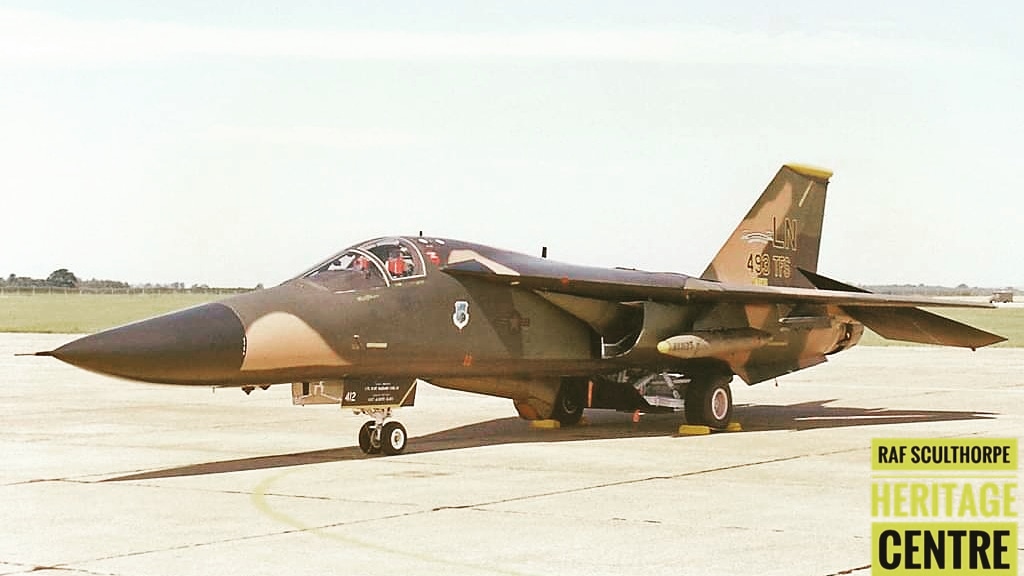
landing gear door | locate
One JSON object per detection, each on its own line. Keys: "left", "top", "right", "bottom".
{"left": 292, "top": 379, "right": 417, "bottom": 408}
{"left": 342, "top": 379, "right": 417, "bottom": 408}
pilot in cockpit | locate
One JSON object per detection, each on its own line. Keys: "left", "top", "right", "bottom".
{"left": 386, "top": 248, "right": 407, "bottom": 277}
{"left": 353, "top": 255, "right": 371, "bottom": 277}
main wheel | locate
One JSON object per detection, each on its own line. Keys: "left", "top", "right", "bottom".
{"left": 551, "top": 378, "right": 586, "bottom": 426}
{"left": 358, "top": 420, "right": 381, "bottom": 454}
{"left": 684, "top": 379, "right": 733, "bottom": 429}
{"left": 381, "top": 422, "right": 408, "bottom": 455}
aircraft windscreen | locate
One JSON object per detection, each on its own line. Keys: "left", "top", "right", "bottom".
{"left": 303, "top": 250, "right": 387, "bottom": 291}
{"left": 359, "top": 239, "right": 423, "bottom": 279}
{"left": 299, "top": 238, "right": 427, "bottom": 291}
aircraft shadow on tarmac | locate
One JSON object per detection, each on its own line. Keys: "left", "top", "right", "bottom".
{"left": 104, "top": 400, "right": 993, "bottom": 482}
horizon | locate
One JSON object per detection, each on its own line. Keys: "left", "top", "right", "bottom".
{"left": 1, "top": 268, "right": 1018, "bottom": 293}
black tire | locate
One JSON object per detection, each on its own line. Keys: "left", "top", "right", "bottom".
{"left": 381, "top": 422, "right": 408, "bottom": 456}
{"left": 358, "top": 420, "right": 380, "bottom": 454}
{"left": 551, "top": 378, "right": 586, "bottom": 426}
{"left": 684, "top": 379, "right": 733, "bottom": 429}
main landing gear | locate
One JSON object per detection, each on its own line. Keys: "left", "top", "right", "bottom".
{"left": 606, "top": 369, "right": 735, "bottom": 429}
{"left": 684, "top": 377, "right": 733, "bottom": 429}
{"left": 550, "top": 377, "right": 586, "bottom": 426}
{"left": 357, "top": 408, "right": 408, "bottom": 456}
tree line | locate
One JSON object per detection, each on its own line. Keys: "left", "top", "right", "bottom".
{"left": 1, "top": 269, "right": 116, "bottom": 289}
{"left": 0, "top": 269, "right": 250, "bottom": 291}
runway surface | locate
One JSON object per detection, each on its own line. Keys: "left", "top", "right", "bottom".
{"left": 2, "top": 333, "right": 1022, "bottom": 576}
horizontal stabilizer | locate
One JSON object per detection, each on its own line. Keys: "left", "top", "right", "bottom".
{"left": 800, "top": 269, "right": 1005, "bottom": 349}
{"left": 841, "top": 306, "right": 1005, "bottom": 349}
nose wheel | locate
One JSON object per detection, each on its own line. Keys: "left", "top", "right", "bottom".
{"left": 356, "top": 409, "right": 408, "bottom": 456}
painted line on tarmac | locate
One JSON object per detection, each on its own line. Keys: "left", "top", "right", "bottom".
{"left": 250, "top": 470, "right": 534, "bottom": 576}
{"left": 432, "top": 452, "right": 816, "bottom": 512}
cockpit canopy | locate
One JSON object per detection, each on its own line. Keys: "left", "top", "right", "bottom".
{"left": 300, "top": 237, "right": 429, "bottom": 292}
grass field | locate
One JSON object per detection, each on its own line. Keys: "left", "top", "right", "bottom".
{"left": 0, "top": 293, "right": 224, "bottom": 334}
{"left": 1, "top": 293, "right": 1020, "bottom": 347}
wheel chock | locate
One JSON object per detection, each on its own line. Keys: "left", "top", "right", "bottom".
{"left": 678, "top": 424, "right": 711, "bottom": 436}
{"left": 725, "top": 422, "right": 743, "bottom": 432}
{"left": 530, "top": 419, "right": 561, "bottom": 429}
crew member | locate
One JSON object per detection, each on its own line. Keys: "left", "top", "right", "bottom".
{"left": 387, "top": 248, "right": 407, "bottom": 277}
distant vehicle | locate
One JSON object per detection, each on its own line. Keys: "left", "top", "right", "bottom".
{"left": 990, "top": 290, "right": 1014, "bottom": 303}
{"left": 32, "top": 164, "right": 1006, "bottom": 455}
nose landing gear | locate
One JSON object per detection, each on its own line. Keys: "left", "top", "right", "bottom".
{"left": 356, "top": 408, "right": 408, "bottom": 456}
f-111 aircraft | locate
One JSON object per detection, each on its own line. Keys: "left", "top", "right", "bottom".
{"left": 35, "top": 164, "right": 1004, "bottom": 455}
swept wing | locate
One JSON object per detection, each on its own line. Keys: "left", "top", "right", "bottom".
{"left": 442, "top": 251, "right": 1004, "bottom": 350}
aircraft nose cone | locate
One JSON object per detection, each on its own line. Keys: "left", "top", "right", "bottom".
{"left": 50, "top": 303, "right": 245, "bottom": 384}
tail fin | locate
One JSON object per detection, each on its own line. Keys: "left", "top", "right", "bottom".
{"left": 701, "top": 164, "right": 832, "bottom": 288}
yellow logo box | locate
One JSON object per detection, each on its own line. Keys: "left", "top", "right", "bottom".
{"left": 873, "top": 438, "right": 1018, "bottom": 471}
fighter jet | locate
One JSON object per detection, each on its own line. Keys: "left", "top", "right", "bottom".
{"left": 34, "top": 164, "right": 1005, "bottom": 455}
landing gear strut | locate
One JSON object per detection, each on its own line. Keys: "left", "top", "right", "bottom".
{"left": 356, "top": 408, "right": 408, "bottom": 456}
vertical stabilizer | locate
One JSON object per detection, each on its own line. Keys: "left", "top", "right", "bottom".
{"left": 701, "top": 164, "right": 831, "bottom": 288}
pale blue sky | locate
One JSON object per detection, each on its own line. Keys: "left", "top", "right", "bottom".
{"left": 2, "top": 2, "right": 1021, "bottom": 287}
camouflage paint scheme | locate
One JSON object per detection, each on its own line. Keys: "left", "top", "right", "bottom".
{"left": 40, "top": 164, "right": 1005, "bottom": 445}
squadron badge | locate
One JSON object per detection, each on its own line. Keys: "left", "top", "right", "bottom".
{"left": 452, "top": 300, "right": 470, "bottom": 330}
